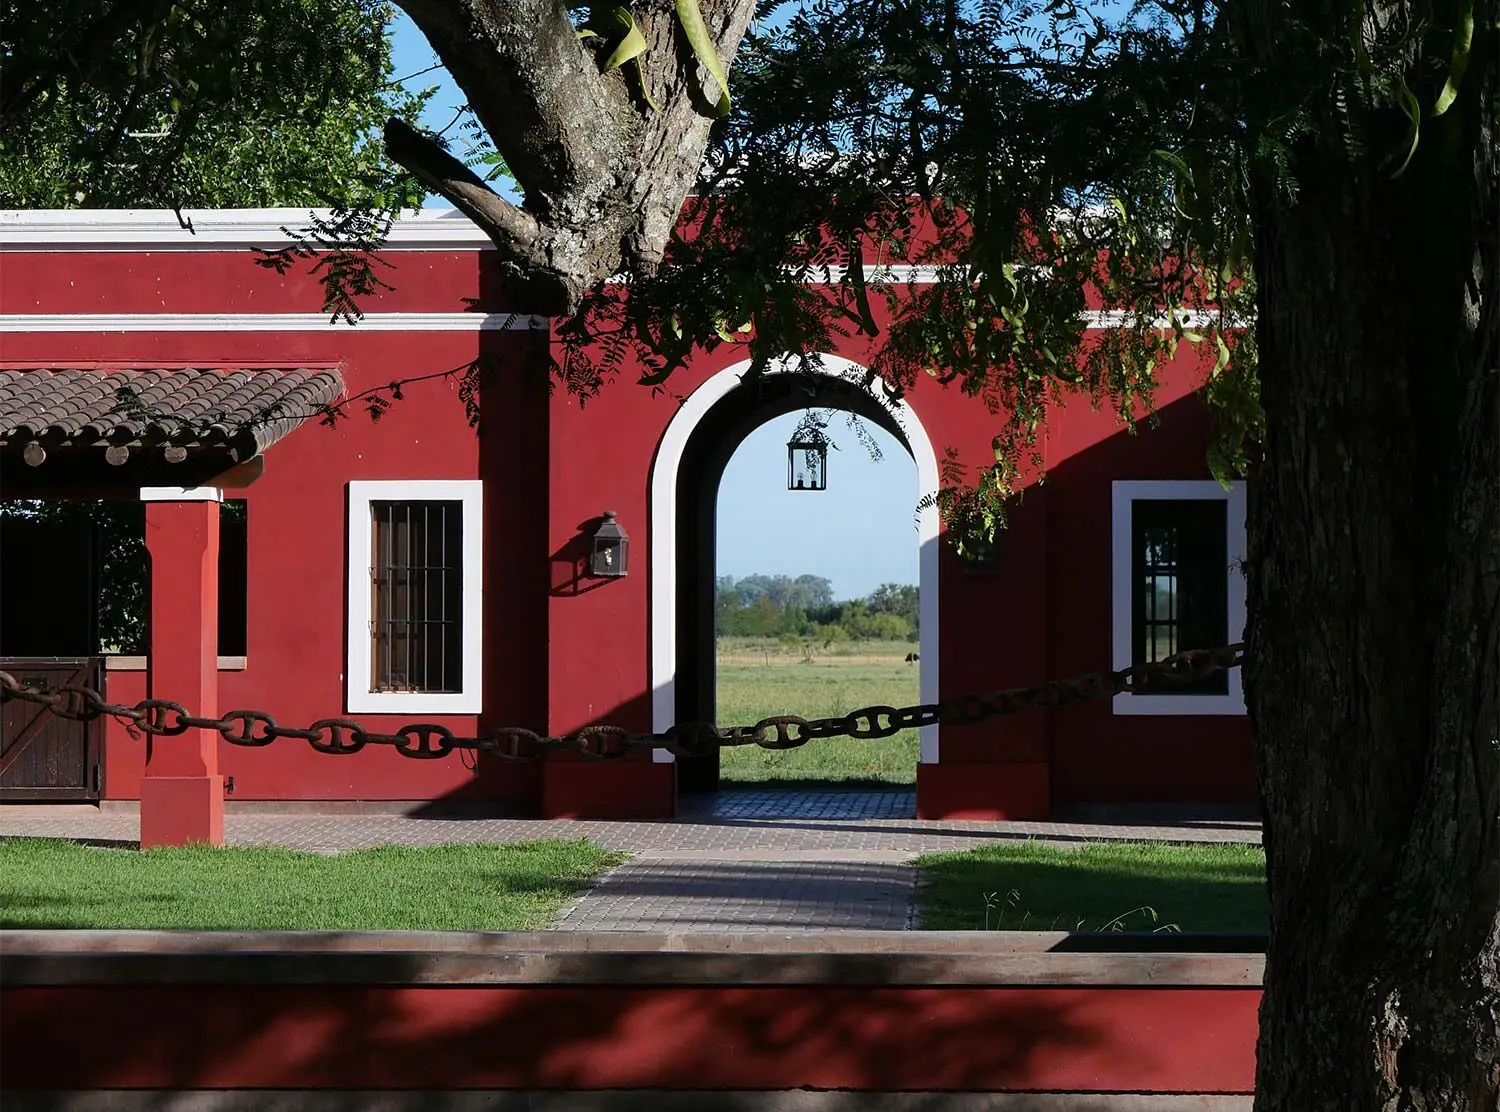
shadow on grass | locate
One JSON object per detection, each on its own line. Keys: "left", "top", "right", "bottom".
{"left": 0, "top": 889, "right": 180, "bottom": 930}
{"left": 0, "top": 834, "right": 140, "bottom": 850}
{"left": 913, "top": 843, "right": 1268, "bottom": 933}
{"left": 0, "top": 838, "right": 623, "bottom": 931}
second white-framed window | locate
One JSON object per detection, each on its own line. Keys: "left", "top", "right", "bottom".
{"left": 1111, "top": 480, "right": 1247, "bottom": 716}
{"left": 346, "top": 480, "right": 483, "bottom": 715}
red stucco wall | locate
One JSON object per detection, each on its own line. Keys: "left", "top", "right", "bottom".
{"left": 1, "top": 982, "right": 1260, "bottom": 1093}
{"left": 2, "top": 231, "right": 1253, "bottom": 813}
{"left": 4, "top": 247, "right": 546, "bottom": 805}
{"left": 1044, "top": 383, "right": 1255, "bottom": 804}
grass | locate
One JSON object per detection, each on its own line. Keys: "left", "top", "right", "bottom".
{"left": 913, "top": 840, "right": 1268, "bottom": 932}
{"left": 0, "top": 837, "right": 624, "bottom": 931}
{"left": 716, "top": 637, "right": 920, "bottom": 786}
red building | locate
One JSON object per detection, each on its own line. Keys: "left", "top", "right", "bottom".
{"left": 0, "top": 208, "right": 1252, "bottom": 836}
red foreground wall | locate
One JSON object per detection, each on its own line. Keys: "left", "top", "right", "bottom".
{"left": 3, "top": 984, "right": 1258, "bottom": 1091}
{"left": 1, "top": 213, "right": 1253, "bottom": 816}
{"left": 0, "top": 931, "right": 1262, "bottom": 1104}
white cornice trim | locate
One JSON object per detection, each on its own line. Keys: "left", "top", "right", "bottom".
{"left": 140, "top": 485, "right": 223, "bottom": 502}
{"left": 0, "top": 208, "right": 492, "bottom": 250}
{"left": 1085, "top": 309, "right": 1240, "bottom": 329}
{"left": 0, "top": 308, "right": 1235, "bottom": 333}
{"left": 0, "top": 312, "right": 548, "bottom": 333}
{"left": 0, "top": 211, "right": 952, "bottom": 281}
{"left": 0, "top": 205, "right": 1118, "bottom": 250}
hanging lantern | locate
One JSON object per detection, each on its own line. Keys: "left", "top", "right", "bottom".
{"left": 786, "top": 436, "right": 828, "bottom": 492}
{"left": 589, "top": 511, "right": 629, "bottom": 577}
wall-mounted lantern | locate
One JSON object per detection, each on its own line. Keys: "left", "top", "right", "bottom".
{"left": 590, "top": 511, "right": 630, "bottom": 577}
{"left": 963, "top": 537, "right": 1001, "bottom": 574}
{"left": 787, "top": 436, "right": 828, "bottom": 492}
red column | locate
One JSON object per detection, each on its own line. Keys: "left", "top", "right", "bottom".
{"left": 140, "top": 495, "right": 223, "bottom": 848}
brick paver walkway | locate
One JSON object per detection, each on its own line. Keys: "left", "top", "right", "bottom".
{"left": 0, "top": 791, "right": 1260, "bottom": 931}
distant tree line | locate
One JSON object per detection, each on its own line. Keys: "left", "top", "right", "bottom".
{"left": 716, "top": 575, "right": 918, "bottom": 643}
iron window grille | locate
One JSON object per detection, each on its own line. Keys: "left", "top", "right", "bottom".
{"left": 1131, "top": 499, "right": 1229, "bottom": 696}
{"left": 369, "top": 500, "right": 464, "bottom": 694}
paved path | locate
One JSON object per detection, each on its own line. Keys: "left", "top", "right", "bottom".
{"left": 1, "top": 791, "right": 1261, "bottom": 932}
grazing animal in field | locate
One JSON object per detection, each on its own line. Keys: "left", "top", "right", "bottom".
{"left": 905, "top": 652, "right": 920, "bottom": 664}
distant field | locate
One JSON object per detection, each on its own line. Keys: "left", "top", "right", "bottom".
{"left": 716, "top": 637, "right": 921, "bottom": 786}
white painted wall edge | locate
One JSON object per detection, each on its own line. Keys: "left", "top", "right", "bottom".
{"left": 344, "top": 479, "right": 485, "bottom": 716}
{"left": 0, "top": 201, "right": 1117, "bottom": 249}
{"left": 0, "top": 309, "right": 1229, "bottom": 333}
{"left": 0, "top": 207, "right": 488, "bottom": 249}
{"left": 0, "top": 312, "right": 547, "bottom": 333}
{"left": 1109, "top": 479, "right": 1248, "bottom": 718}
{"left": 648, "top": 352, "right": 942, "bottom": 766}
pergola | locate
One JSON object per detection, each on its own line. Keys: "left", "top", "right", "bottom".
{"left": 0, "top": 366, "right": 345, "bottom": 846}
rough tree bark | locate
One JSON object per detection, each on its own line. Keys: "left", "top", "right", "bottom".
{"left": 387, "top": 0, "right": 756, "bottom": 314}
{"left": 1234, "top": 2, "right": 1500, "bottom": 1109}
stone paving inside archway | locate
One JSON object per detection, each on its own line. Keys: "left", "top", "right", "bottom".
{"left": 682, "top": 789, "right": 918, "bottom": 821}
{"left": 0, "top": 790, "right": 1260, "bottom": 932}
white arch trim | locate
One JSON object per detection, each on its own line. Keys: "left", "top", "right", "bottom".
{"left": 648, "top": 353, "right": 941, "bottom": 765}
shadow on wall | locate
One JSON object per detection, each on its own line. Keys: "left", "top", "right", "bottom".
{"left": 428, "top": 385, "right": 1250, "bottom": 816}
{"left": 550, "top": 516, "right": 614, "bottom": 597}
{"left": 424, "top": 689, "right": 655, "bottom": 814}
{"left": 0, "top": 956, "right": 1179, "bottom": 1096}
{"left": 1037, "top": 390, "right": 1255, "bottom": 807}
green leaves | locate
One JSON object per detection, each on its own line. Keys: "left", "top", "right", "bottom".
{"left": 1390, "top": 76, "right": 1422, "bottom": 179}
{"left": 597, "top": 6, "right": 649, "bottom": 71}
{"left": 1431, "top": 0, "right": 1474, "bottom": 118}
{"left": 576, "top": 2, "right": 661, "bottom": 112}
{"left": 1, "top": 0, "right": 428, "bottom": 211}
{"left": 676, "top": 0, "right": 732, "bottom": 117}
{"left": 556, "top": 0, "right": 1266, "bottom": 549}
{"left": 572, "top": 0, "right": 727, "bottom": 117}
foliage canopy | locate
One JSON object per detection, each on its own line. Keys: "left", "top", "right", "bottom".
{"left": 0, "top": 0, "right": 429, "bottom": 211}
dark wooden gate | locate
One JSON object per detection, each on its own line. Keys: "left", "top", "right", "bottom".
{"left": 0, "top": 658, "right": 103, "bottom": 801}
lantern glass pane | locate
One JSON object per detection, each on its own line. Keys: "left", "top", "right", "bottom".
{"left": 786, "top": 440, "right": 827, "bottom": 491}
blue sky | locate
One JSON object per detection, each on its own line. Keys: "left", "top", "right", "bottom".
{"left": 717, "top": 413, "right": 919, "bottom": 599}
{"left": 387, "top": 14, "right": 917, "bottom": 600}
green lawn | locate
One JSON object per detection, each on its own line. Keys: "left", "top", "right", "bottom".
{"left": 717, "top": 638, "right": 920, "bottom": 786}
{"left": 913, "top": 840, "right": 1268, "bottom": 932}
{"left": 0, "top": 838, "right": 624, "bottom": 930}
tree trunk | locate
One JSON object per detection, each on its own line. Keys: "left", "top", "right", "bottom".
{"left": 389, "top": 0, "right": 755, "bottom": 314}
{"left": 1236, "top": 4, "right": 1500, "bottom": 1109}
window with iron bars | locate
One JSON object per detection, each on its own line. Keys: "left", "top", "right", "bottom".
{"left": 1131, "top": 499, "right": 1229, "bottom": 696}
{"left": 370, "top": 501, "right": 464, "bottom": 694}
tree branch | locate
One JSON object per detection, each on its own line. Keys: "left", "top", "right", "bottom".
{"left": 383, "top": 0, "right": 757, "bottom": 315}
{"left": 384, "top": 117, "right": 594, "bottom": 314}
{"left": 392, "top": 0, "right": 636, "bottom": 218}
{"left": 384, "top": 119, "right": 541, "bottom": 255}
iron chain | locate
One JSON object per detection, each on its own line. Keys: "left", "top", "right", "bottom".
{"left": 0, "top": 643, "right": 1244, "bottom": 762}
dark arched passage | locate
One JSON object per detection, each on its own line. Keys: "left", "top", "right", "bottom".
{"left": 673, "top": 372, "right": 913, "bottom": 793}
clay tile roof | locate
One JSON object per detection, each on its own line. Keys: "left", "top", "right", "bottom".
{"left": 0, "top": 367, "right": 346, "bottom": 460}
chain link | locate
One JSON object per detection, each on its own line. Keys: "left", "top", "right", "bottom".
{"left": 0, "top": 643, "right": 1244, "bottom": 763}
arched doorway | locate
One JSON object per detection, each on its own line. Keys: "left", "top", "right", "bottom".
{"left": 649, "top": 354, "right": 940, "bottom": 793}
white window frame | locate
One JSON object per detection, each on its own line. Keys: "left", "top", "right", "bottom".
{"left": 1111, "top": 479, "right": 1247, "bottom": 716}
{"left": 346, "top": 479, "right": 483, "bottom": 715}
